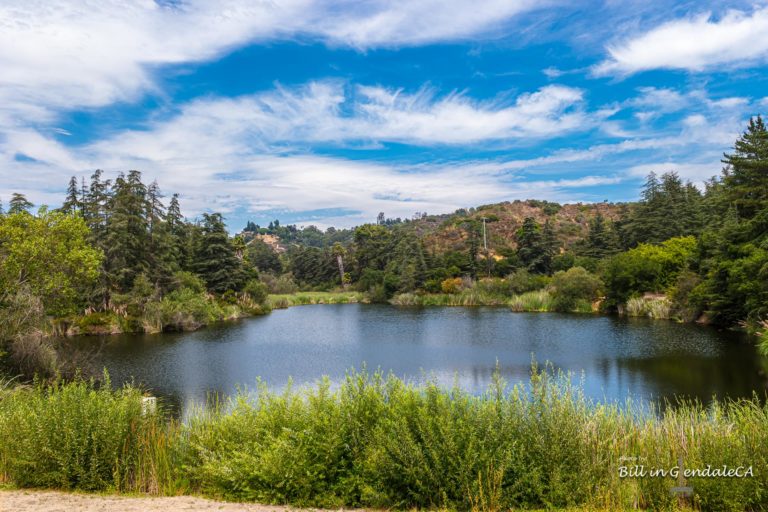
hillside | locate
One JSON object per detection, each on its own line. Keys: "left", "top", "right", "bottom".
{"left": 241, "top": 199, "right": 631, "bottom": 256}
{"left": 405, "top": 200, "right": 629, "bottom": 256}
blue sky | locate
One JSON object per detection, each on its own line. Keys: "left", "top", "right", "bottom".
{"left": 2, "top": 1, "right": 768, "bottom": 230}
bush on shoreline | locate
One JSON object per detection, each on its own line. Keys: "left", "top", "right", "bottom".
{"left": 1, "top": 368, "right": 766, "bottom": 511}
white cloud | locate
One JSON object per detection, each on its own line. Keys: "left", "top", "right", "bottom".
{"left": 595, "top": 7, "right": 768, "bottom": 75}
{"left": 626, "top": 161, "right": 720, "bottom": 186}
{"left": 0, "top": 81, "right": 620, "bottom": 225}
{"left": 0, "top": 0, "right": 545, "bottom": 130}
{"left": 74, "top": 81, "right": 595, "bottom": 152}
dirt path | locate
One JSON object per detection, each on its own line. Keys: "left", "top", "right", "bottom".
{"left": 0, "top": 490, "right": 355, "bottom": 512}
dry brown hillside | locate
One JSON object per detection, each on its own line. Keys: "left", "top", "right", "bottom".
{"left": 411, "top": 200, "right": 629, "bottom": 255}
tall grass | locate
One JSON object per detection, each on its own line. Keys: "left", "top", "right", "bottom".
{"left": 1, "top": 369, "right": 767, "bottom": 510}
{"left": 0, "top": 374, "right": 172, "bottom": 492}
{"left": 509, "top": 290, "right": 553, "bottom": 312}
{"left": 625, "top": 296, "right": 672, "bottom": 319}
{"left": 267, "top": 291, "right": 364, "bottom": 309}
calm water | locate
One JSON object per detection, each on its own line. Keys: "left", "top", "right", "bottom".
{"left": 71, "top": 305, "right": 767, "bottom": 412}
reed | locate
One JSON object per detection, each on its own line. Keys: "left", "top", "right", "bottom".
{"left": 625, "top": 296, "right": 672, "bottom": 319}
{"left": 509, "top": 289, "right": 553, "bottom": 312}
{"left": 266, "top": 291, "right": 364, "bottom": 309}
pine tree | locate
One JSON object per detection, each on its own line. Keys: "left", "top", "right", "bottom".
{"left": 388, "top": 233, "right": 427, "bottom": 291}
{"left": 165, "top": 193, "right": 187, "bottom": 270}
{"left": 516, "top": 217, "right": 551, "bottom": 274}
{"left": 8, "top": 193, "right": 33, "bottom": 214}
{"left": 722, "top": 115, "right": 768, "bottom": 220}
{"left": 540, "top": 219, "right": 558, "bottom": 275}
{"left": 61, "top": 176, "right": 81, "bottom": 214}
{"left": 146, "top": 180, "right": 165, "bottom": 235}
{"left": 104, "top": 171, "right": 149, "bottom": 291}
{"left": 583, "top": 213, "right": 619, "bottom": 259}
{"left": 83, "top": 169, "right": 111, "bottom": 246}
{"left": 194, "top": 213, "right": 245, "bottom": 293}
{"left": 623, "top": 171, "right": 704, "bottom": 246}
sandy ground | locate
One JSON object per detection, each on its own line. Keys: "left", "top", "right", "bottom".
{"left": 0, "top": 490, "right": 357, "bottom": 512}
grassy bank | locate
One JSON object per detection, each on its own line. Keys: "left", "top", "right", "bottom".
{"left": 1, "top": 369, "right": 766, "bottom": 511}
{"left": 266, "top": 291, "right": 366, "bottom": 309}
{"left": 390, "top": 289, "right": 596, "bottom": 314}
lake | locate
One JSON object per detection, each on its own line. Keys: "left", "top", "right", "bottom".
{"left": 71, "top": 304, "right": 767, "bottom": 412}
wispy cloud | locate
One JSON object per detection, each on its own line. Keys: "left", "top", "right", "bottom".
{"left": 78, "top": 81, "right": 598, "bottom": 150}
{"left": 0, "top": 0, "right": 545, "bottom": 129}
{"left": 595, "top": 7, "right": 768, "bottom": 76}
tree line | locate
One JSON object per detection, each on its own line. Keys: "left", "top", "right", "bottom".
{"left": 247, "top": 116, "right": 767, "bottom": 330}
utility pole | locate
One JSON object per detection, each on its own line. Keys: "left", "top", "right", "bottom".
{"left": 481, "top": 217, "right": 491, "bottom": 277}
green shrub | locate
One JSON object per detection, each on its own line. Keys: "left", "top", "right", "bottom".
{"left": 474, "top": 277, "right": 512, "bottom": 298}
{"left": 159, "top": 288, "right": 223, "bottom": 330}
{"left": 3, "top": 370, "right": 768, "bottom": 510}
{"left": 170, "top": 271, "right": 206, "bottom": 293}
{"left": 260, "top": 273, "right": 299, "bottom": 294}
{"left": 244, "top": 280, "right": 269, "bottom": 304}
{"left": 604, "top": 236, "right": 696, "bottom": 308}
{"left": 0, "top": 375, "right": 167, "bottom": 492}
{"left": 507, "top": 269, "right": 550, "bottom": 295}
{"left": 550, "top": 267, "right": 602, "bottom": 312}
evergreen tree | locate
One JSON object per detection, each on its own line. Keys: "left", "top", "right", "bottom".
{"left": 194, "top": 213, "right": 245, "bottom": 293}
{"left": 247, "top": 238, "right": 283, "bottom": 274}
{"left": 166, "top": 193, "right": 188, "bottom": 266}
{"left": 104, "top": 171, "right": 150, "bottom": 292}
{"left": 583, "top": 213, "right": 619, "bottom": 259}
{"left": 516, "top": 217, "right": 551, "bottom": 274}
{"left": 623, "top": 171, "right": 704, "bottom": 246}
{"left": 61, "top": 176, "right": 81, "bottom": 214}
{"left": 146, "top": 180, "right": 165, "bottom": 235}
{"left": 8, "top": 193, "right": 33, "bottom": 214}
{"left": 721, "top": 115, "right": 768, "bottom": 220}
{"left": 388, "top": 233, "right": 427, "bottom": 291}
{"left": 83, "top": 169, "right": 111, "bottom": 246}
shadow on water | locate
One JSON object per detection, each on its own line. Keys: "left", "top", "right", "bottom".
{"left": 63, "top": 304, "right": 768, "bottom": 416}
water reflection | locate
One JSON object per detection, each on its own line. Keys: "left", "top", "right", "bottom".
{"left": 68, "top": 304, "right": 768, "bottom": 414}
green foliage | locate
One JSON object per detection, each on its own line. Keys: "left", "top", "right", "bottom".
{"left": 579, "top": 213, "right": 620, "bottom": 259}
{"left": 603, "top": 236, "right": 697, "bottom": 307}
{"left": 246, "top": 238, "right": 283, "bottom": 274}
{"left": 516, "top": 217, "right": 557, "bottom": 275}
{"left": 7, "top": 192, "right": 33, "bottom": 214}
{"left": 6, "top": 370, "right": 767, "bottom": 510}
{"left": 721, "top": 115, "right": 768, "bottom": 220}
{"left": 194, "top": 213, "right": 246, "bottom": 293}
{"left": 668, "top": 270, "right": 703, "bottom": 322}
{"left": 260, "top": 273, "right": 299, "bottom": 294}
{"left": 243, "top": 279, "right": 268, "bottom": 304}
{"left": 509, "top": 290, "right": 553, "bottom": 312}
{"left": 550, "top": 267, "right": 602, "bottom": 312}
{"left": 104, "top": 171, "right": 151, "bottom": 291}
{"left": 290, "top": 246, "right": 338, "bottom": 288}
{"left": 622, "top": 171, "right": 705, "bottom": 248}
{"left": 0, "top": 375, "right": 166, "bottom": 492}
{"left": 507, "top": 269, "right": 551, "bottom": 295}
{"left": 0, "top": 209, "right": 102, "bottom": 316}
{"left": 156, "top": 288, "right": 225, "bottom": 331}
{"left": 169, "top": 270, "right": 206, "bottom": 293}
